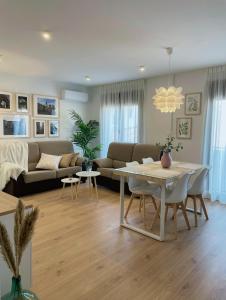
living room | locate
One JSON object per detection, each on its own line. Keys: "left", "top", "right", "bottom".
{"left": 0, "top": 1, "right": 226, "bottom": 299}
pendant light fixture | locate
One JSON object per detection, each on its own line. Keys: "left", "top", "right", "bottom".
{"left": 152, "top": 47, "right": 184, "bottom": 113}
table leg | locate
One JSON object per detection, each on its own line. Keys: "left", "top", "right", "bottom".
{"left": 94, "top": 177, "right": 98, "bottom": 200}
{"left": 71, "top": 183, "right": 74, "bottom": 200}
{"left": 160, "top": 184, "right": 166, "bottom": 241}
{"left": 61, "top": 182, "right": 65, "bottom": 198}
{"left": 74, "top": 183, "right": 78, "bottom": 199}
{"left": 120, "top": 176, "right": 125, "bottom": 225}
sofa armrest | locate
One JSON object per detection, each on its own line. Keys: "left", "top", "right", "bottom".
{"left": 93, "top": 158, "right": 113, "bottom": 168}
{"left": 76, "top": 156, "right": 85, "bottom": 167}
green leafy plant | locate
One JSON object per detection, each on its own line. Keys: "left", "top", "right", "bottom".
{"left": 70, "top": 110, "right": 101, "bottom": 161}
{"left": 156, "top": 135, "right": 183, "bottom": 153}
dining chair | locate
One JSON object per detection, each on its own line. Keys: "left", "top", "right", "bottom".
{"left": 150, "top": 173, "right": 191, "bottom": 239}
{"left": 125, "top": 161, "right": 160, "bottom": 218}
{"left": 185, "top": 168, "right": 209, "bottom": 227}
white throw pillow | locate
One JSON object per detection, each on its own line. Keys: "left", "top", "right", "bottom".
{"left": 36, "top": 153, "right": 62, "bottom": 170}
{"left": 142, "top": 157, "right": 154, "bottom": 164}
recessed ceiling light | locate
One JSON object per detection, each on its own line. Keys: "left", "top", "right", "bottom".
{"left": 139, "top": 65, "right": 146, "bottom": 72}
{"left": 85, "top": 76, "right": 91, "bottom": 81}
{"left": 41, "top": 31, "right": 52, "bottom": 41}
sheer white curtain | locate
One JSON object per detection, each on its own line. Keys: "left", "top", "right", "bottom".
{"left": 203, "top": 65, "right": 226, "bottom": 203}
{"left": 100, "top": 80, "right": 144, "bottom": 157}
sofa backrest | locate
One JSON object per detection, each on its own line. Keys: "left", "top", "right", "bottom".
{"left": 28, "top": 140, "right": 74, "bottom": 171}
{"left": 131, "top": 144, "right": 160, "bottom": 163}
{"left": 107, "top": 142, "right": 136, "bottom": 162}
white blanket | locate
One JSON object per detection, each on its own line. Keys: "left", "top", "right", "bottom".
{"left": 0, "top": 141, "right": 28, "bottom": 190}
{"left": 0, "top": 162, "right": 25, "bottom": 191}
{"left": 0, "top": 141, "right": 28, "bottom": 171}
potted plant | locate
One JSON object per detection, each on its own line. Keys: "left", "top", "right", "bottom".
{"left": 156, "top": 136, "right": 183, "bottom": 168}
{"left": 0, "top": 200, "right": 39, "bottom": 299}
{"left": 70, "top": 111, "right": 101, "bottom": 171}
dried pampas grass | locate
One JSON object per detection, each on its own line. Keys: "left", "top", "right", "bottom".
{"left": 0, "top": 199, "right": 39, "bottom": 278}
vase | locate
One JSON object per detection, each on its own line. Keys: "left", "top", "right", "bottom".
{"left": 2, "top": 276, "right": 38, "bottom": 300}
{"left": 161, "top": 151, "right": 172, "bottom": 168}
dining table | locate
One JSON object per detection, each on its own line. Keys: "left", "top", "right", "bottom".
{"left": 114, "top": 161, "right": 205, "bottom": 241}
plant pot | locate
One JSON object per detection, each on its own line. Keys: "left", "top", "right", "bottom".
{"left": 2, "top": 276, "right": 38, "bottom": 300}
{"left": 161, "top": 151, "right": 172, "bottom": 168}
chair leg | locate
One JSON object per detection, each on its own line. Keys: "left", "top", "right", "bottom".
{"left": 199, "top": 195, "right": 209, "bottom": 220}
{"left": 143, "top": 195, "right": 146, "bottom": 220}
{"left": 185, "top": 196, "right": 188, "bottom": 208}
{"left": 173, "top": 204, "right": 178, "bottom": 239}
{"left": 125, "top": 194, "right": 134, "bottom": 218}
{"left": 181, "top": 202, "right": 191, "bottom": 230}
{"left": 192, "top": 196, "right": 198, "bottom": 227}
{"left": 150, "top": 203, "right": 161, "bottom": 230}
{"left": 139, "top": 195, "right": 142, "bottom": 212}
{"left": 165, "top": 205, "right": 168, "bottom": 222}
{"left": 151, "top": 195, "right": 158, "bottom": 211}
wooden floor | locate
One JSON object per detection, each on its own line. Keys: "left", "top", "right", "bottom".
{"left": 22, "top": 183, "right": 226, "bottom": 300}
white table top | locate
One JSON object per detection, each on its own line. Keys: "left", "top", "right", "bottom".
{"left": 61, "top": 177, "right": 79, "bottom": 183}
{"left": 114, "top": 161, "right": 205, "bottom": 184}
{"left": 76, "top": 171, "right": 100, "bottom": 177}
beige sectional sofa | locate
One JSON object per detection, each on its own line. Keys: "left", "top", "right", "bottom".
{"left": 4, "top": 140, "right": 83, "bottom": 197}
{"left": 93, "top": 142, "right": 160, "bottom": 192}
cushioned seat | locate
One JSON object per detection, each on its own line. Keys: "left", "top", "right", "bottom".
{"left": 97, "top": 167, "right": 114, "bottom": 179}
{"left": 24, "top": 170, "right": 56, "bottom": 183}
{"left": 56, "top": 166, "right": 81, "bottom": 178}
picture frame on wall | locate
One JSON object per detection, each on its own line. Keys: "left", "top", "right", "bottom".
{"left": 185, "top": 92, "right": 202, "bottom": 115}
{"left": 0, "top": 114, "right": 29, "bottom": 138}
{"left": 33, "top": 95, "right": 59, "bottom": 118}
{"left": 48, "top": 120, "right": 59, "bottom": 137}
{"left": 16, "top": 94, "right": 30, "bottom": 113}
{"left": 176, "top": 117, "right": 192, "bottom": 139}
{"left": 0, "top": 92, "right": 13, "bottom": 112}
{"left": 34, "top": 119, "right": 46, "bottom": 137}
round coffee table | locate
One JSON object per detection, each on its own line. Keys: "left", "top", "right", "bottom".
{"left": 76, "top": 171, "right": 100, "bottom": 199}
{"left": 61, "top": 177, "right": 79, "bottom": 200}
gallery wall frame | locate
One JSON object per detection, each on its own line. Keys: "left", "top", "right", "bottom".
{"left": 176, "top": 117, "right": 192, "bottom": 139}
{"left": 0, "top": 114, "right": 30, "bottom": 138}
{"left": 184, "top": 92, "right": 202, "bottom": 115}
{"left": 0, "top": 91, "right": 13, "bottom": 112}
{"left": 33, "top": 95, "right": 59, "bottom": 118}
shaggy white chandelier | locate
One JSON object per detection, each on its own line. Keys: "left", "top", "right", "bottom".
{"left": 153, "top": 47, "right": 184, "bottom": 113}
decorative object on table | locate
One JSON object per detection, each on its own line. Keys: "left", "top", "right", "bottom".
{"left": 70, "top": 111, "right": 101, "bottom": 170}
{"left": 0, "top": 115, "right": 30, "bottom": 138}
{"left": 185, "top": 92, "right": 202, "bottom": 115}
{"left": 34, "top": 119, "right": 46, "bottom": 137}
{"left": 48, "top": 120, "right": 59, "bottom": 137}
{"left": 156, "top": 135, "right": 183, "bottom": 168}
{"left": 33, "top": 95, "right": 59, "bottom": 118}
{"left": 0, "top": 199, "right": 39, "bottom": 299}
{"left": 16, "top": 94, "right": 29, "bottom": 113}
{"left": 0, "top": 92, "right": 13, "bottom": 112}
{"left": 152, "top": 48, "right": 184, "bottom": 113}
{"left": 176, "top": 118, "right": 192, "bottom": 139}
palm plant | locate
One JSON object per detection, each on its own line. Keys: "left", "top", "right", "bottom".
{"left": 70, "top": 110, "right": 101, "bottom": 161}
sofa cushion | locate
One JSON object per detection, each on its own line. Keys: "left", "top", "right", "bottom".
{"left": 56, "top": 166, "right": 81, "bottom": 178}
{"left": 107, "top": 142, "right": 136, "bottom": 162}
{"left": 93, "top": 158, "right": 113, "bottom": 168}
{"left": 112, "top": 160, "right": 126, "bottom": 169}
{"left": 28, "top": 142, "right": 40, "bottom": 171}
{"left": 70, "top": 153, "right": 79, "bottom": 166}
{"left": 24, "top": 170, "right": 56, "bottom": 183}
{"left": 97, "top": 167, "right": 114, "bottom": 179}
{"left": 37, "top": 140, "right": 74, "bottom": 156}
{"left": 132, "top": 144, "right": 160, "bottom": 163}
{"left": 60, "top": 153, "right": 74, "bottom": 168}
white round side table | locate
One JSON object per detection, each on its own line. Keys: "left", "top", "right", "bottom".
{"left": 76, "top": 171, "right": 100, "bottom": 199}
{"left": 61, "top": 177, "right": 79, "bottom": 200}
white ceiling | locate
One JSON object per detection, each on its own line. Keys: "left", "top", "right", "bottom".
{"left": 0, "top": 0, "right": 226, "bottom": 85}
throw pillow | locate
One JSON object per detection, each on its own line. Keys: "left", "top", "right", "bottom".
{"left": 60, "top": 153, "right": 74, "bottom": 168}
{"left": 36, "top": 153, "right": 62, "bottom": 170}
{"left": 70, "top": 153, "right": 79, "bottom": 167}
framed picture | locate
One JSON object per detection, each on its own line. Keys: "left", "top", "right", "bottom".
{"left": 16, "top": 94, "right": 29, "bottom": 113}
{"left": 0, "top": 92, "right": 13, "bottom": 112}
{"left": 33, "top": 95, "right": 59, "bottom": 118}
{"left": 176, "top": 118, "right": 192, "bottom": 139}
{"left": 34, "top": 119, "right": 46, "bottom": 137}
{"left": 0, "top": 114, "right": 29, "bottom": 138}
{"left": 48, "top": 120, "right": 59, "bottom": 137}
{"left": 185, "top": 93, "right": 202, "bottom": 115}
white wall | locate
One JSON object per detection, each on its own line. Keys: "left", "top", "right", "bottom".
{"left": 0, "top": 73, "right": 89, "bottom": 141}
{"left": 89, "top": 68, "right": 208, "bottom": 163}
